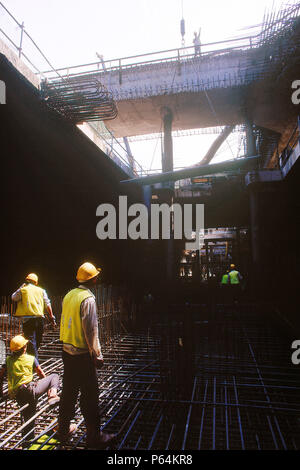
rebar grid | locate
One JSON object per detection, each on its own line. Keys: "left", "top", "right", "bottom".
{"left": 0, "top": 302, "right": 300, "bottom": 450}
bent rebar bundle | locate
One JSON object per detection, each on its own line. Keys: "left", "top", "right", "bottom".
{"left": 41, "top": 76, "right": 118, "bottom": 123}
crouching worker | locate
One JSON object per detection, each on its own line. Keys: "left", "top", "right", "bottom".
{"left": 0, "top": 335, "right": 60, "bottom": 442}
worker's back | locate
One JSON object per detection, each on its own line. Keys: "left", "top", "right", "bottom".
{"left": 15, "top": 283, "right": 45, "bottom": 317}
{"left": 60, "top": 287, "right": 93, "bottom": 349}
{"left": 228, "top": 270, "right": 240, "bottom": 285}
{"left": 6, "top": 353, "right": 34, "bottom": 397}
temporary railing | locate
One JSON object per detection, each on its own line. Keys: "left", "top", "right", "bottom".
{"left": 0, "top": 1, "right": 63, "bottom": 80}
{"left": 0, "top": 3, "right": 146, "bottom": 178}
{"left": 41, "top": 35, "right": 258, "bottom": 82}
{"left": 86, "top": 122, "right": 147, "bottom": 177}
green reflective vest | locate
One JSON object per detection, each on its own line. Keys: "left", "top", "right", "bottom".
{"left": 60, "top": 288, "right": 94, "bottom": 350}
{"left": 221, "top": 274, "right": 229, "bottom": 285}
{"left": 228, "top": 270, "right": 240, "bottom": 284}
{"left": 6, "top": 353, "right": 34, "bottom": 397}
{"left": 15, "top": 283, "right": 45, "bottom": 317}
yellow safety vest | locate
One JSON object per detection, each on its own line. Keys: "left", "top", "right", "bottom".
{"left": 60, "top": 288, "right": 94, "bottom": 350}
{"left": 229, "top": 270, "right": 240, "bottom": 284}
{"left": 6, "top": 353, "right": 35, "bottom": 397}
{"left": 15, "top": 283, "right": 45, "bottom": 317}
{"left": 221, "top": 274, "right": 229, "bottom": 285}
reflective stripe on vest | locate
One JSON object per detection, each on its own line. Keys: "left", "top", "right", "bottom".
{"left": 15, "top": 284, "right": 45, "bottom": 317}
{"left": 229, "top": 270, "right": 240, "bottom": 284}
{"left": 6, "top": 353, "right": 34, "bottom": 397}
{"left": 60, "top": 288, "right": 94, "bottom": 350}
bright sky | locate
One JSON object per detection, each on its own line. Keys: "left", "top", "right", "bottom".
{"left": 0, "top": 0, "right": 289, "bottom": 170}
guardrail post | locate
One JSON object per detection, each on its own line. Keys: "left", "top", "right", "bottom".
{"left": 18, "top": 21, "right": 24, "bottom": 58}
{"left": 177, "top": 49, "right": 181, "bottom": 76}
{"left": 119, "top": 59, "right": 122, "bottom": 85}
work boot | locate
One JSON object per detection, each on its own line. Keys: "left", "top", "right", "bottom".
{"left": 86, "top": 431, "right": 117, "bottom": 450}
{"left": 57, "top": 423, "right": 77, "bottom": 445}
{"left": 48, "top": 388, "right": 60, "bottom": 407}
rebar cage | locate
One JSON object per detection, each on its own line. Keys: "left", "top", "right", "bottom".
{"left": 1, "top": 288, "right": 300, "bottom": 450}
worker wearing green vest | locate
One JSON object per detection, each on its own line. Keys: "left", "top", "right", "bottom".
{"left": 219, "top": 269, "right": 230, "bottom": 302}
{"left": 0, "top": 335, "right": 60, "bottom": 443}
{"left": 227, "top": 264, "right": 243, "bottom": 303}
{"left": 227, "top": 265, "right": 242, "bottom": 285}
{"left": 221, "top": 271, "right": 229, "bottom": 285}
{"left": 58, "top": 262, "right": 117, "bottom": 449}
{"left": 12, "top": 273, "right": 57, "bottom": 359}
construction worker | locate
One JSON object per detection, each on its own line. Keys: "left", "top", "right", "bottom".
{"left": 193, "top": 30, "right": 201, "bottom": 56}
{"left": 0, "top": 335, "right": 60, "bottom": 442}
{"left": 12, "top": 273, "right": 56, "bottom": 360}
{"left": 221, "top": 270, "right": 230, "bottom": 286}
{"left": 58, "top": 262, "right": 117, "bottom": 449}
{"left": 227, "top": 264, "right": 243, "bottom": 303}
{"left": 220, "top": 269, "right": 230, "bottom": 302}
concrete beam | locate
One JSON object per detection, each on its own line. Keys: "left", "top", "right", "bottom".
{"left": 196, "top": 125, "right": 234, "bottom": 166}
{"left": 121, "top": 155, "right": 260, "bottom": 185}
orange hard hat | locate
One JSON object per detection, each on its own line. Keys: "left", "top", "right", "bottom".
{"left": 10, "top": 335, "right": 28, "bottom": 352}
{"left": 76, "top": 262, "right": 101, "bottom": 283}
{"left": 25, "top": 273, "right": 38, "bottom": 285}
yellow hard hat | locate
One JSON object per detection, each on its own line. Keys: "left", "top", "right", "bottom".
{"left": 76, "top": 262, "right": 101, "bottom": 283}
{"left": 25, "top": 273, "right": 38, "bottom": 285}
{"left": 230, "top": 264, "right": 235, "bottom": 269}
{"left": 10, "top": 335, "right": 28, "bottom": 352}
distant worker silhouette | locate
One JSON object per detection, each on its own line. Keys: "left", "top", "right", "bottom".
{"left": 227, "top": 264, "right": 243, "bottom": 304}
{"left": 220, "top": 269, "right": 230, "bottom": 302}
{"left": 193, "top": 29, "right": 201, "bottom": 56}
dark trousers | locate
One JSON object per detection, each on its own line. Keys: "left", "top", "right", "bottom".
{"left": 229, "top": 284, "right": 241, "bottom": 304}
{"left": 22, "top": 318, "right": 44, "bottom": 360}
{"left": 16, "top": 374, "right": 59, "bottom": 440}
{"left": 58, "top": 351, "right": 100, "bottom": 438}
{"left": 219, "top": 285, "right": 229, "bottom": 303}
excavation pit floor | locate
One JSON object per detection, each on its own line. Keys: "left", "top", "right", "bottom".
{"left": 0, "top": 303, "right": 300, "bottom": 450}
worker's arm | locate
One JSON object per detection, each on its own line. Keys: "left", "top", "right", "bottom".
{"left": 0, "top": 365, "right": 7, "bottom": 398}
{"left": 81, "top": 297, "right": 103, "bottom": 368}
{"left": 43, "top": 290, "right": 56, "bottom": 327}
{"left": 34, "top": 358, "right": 46, "bottom": 379}
{"left": 11, "top": 284, "right": 25, "bottom": 302}
{"left": 35, "top": 365, "right": 46, "bottom": 379}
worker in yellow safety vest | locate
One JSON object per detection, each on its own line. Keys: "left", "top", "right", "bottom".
{"left": 58, "top": 262, "right": 117, "bottom": 449}
{"left": 227, "top": 264, "right": 243, "bottom": 303}
{"left": 0, "top": 335, "right": 60, "bottom": 443}
{"left": 227, "top": 264, "right": 243, "bottom": 285}
{"left": 12, "top": 273, "right": 56, "bottom": 360}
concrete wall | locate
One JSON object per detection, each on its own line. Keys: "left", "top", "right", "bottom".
{"left": 0, "top": 37, "right": 40, "bottom": 89}
{"left": 0, "top": 53, "right": 144, "bottom": 296}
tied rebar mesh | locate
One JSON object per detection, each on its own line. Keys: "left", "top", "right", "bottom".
{"left": 41, "top": 77, "right": 118, "bottom": 123}
{"left": 1, "top": 296, "right": 300, "bottom": 450}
